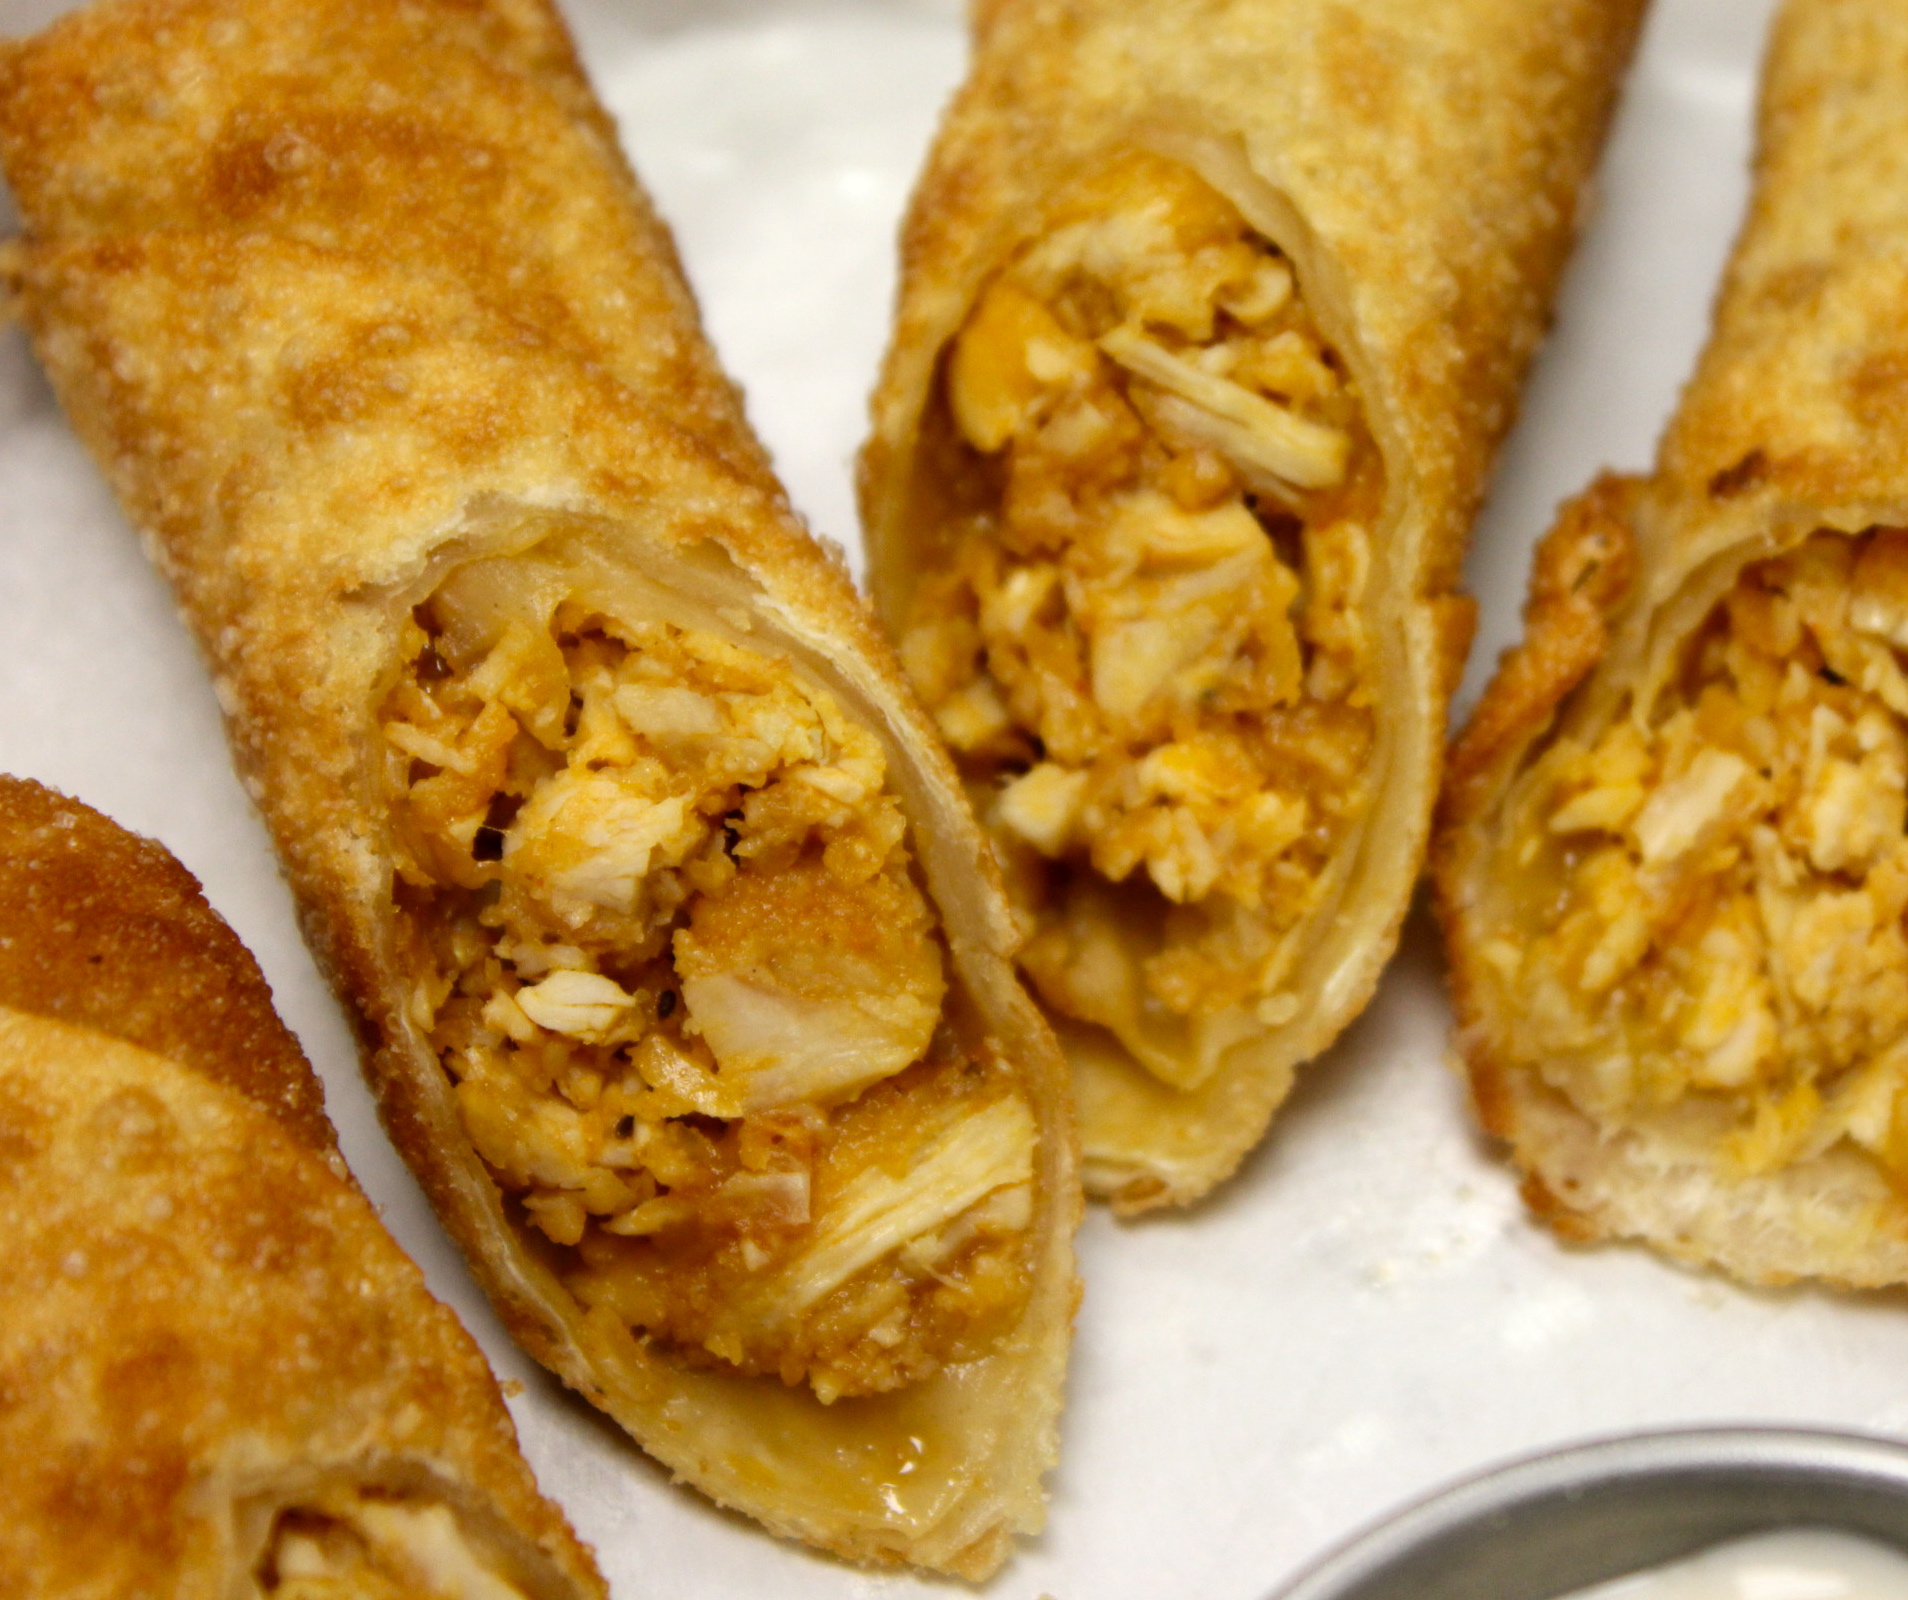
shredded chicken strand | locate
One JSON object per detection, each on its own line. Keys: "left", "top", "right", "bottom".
{"left": 899, "top": 150, "right": 1380, "bottom": 1087}
{"left": 1514, "top": 527, "right": 1908, "bottom": 1183}
{"left": 382, "top": 555, "right": 1034, "bottom": 1399}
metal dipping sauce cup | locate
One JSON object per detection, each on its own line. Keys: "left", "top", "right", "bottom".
{"left": 1269, "top": 1427, "right": 1908, "bottom": 1600}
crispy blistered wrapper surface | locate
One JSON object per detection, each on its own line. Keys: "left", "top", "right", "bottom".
{"left": 0, "top": 0, "right": 1078, "bottom": 1575}
{"left": 1436, "top": 0, "right": 1908, "bottom": 1286}
{"left": 859, "top": 0, "right": 1647, "bottom": 1208}
{"left": 0, "top": 773, "right": 336, "bottom": 1155}
{"left": 0, "top": 776, "right": 607, "bottom": 1600}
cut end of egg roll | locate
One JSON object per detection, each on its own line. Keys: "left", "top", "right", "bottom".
{"left": 383, "top": 529, "right": 1042, "bottom": 1408}
{"left": 0, "top": 0, "right": 1078, "bottom": 1574}
{"left": 886, "top": 150, "right": 1385, "bottom": 1210}
{"left": 1436, "top": 0, "right": 1908, "bottom": 1288}
{"left": 861, "top": 0, "right": 1646, "bottom": 1211}
{"left": 1443, "top": 495, "right": 1908, "bottom": 1287}
{"left": 0, "top": 778, "right": 608, "bottom": 1600}
{"left": 366, "top": 517, "right": 1074, "bottom": 1578}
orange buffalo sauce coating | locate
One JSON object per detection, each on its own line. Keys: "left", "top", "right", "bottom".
{"left": 382, "top": 555, "right": 1035, "bottom": 1402}
{"left": 900, "top": 151, "right": 1381, "bottom": 1089}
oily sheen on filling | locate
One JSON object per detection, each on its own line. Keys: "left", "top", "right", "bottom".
{"left": 382, "top": 552, "right": 1037, "bottom": 1403}
{"left": 898, "top": 151, "right": 1382, "bottom": 1091}
{"left": 1502, "top": 528, "right": 1908, "bottom": 1187}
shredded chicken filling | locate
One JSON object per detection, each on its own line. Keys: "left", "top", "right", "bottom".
{"left": 898, "top": 151, "right": 1381, "bottom": 1090}
{"left": 383, "top": 552, "right": 1035, "bottom": 1401}
{"left": 1511, "top": 528, "right": 1908, "bottom": 1182}
{"left": 258, "top": 1492, "right": 524, "bottom": 1600}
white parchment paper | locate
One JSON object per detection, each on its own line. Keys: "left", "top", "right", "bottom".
{"left": 10, "top": 3, "right": 1908, "bottom": 1598}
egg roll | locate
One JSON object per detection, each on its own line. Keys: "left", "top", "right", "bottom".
{"left": 1437, "top": 0, "right": 1908, "bottom": 1285}
{"left": 0, "top": 0, "right": 1077, "bottom": 1576}
{"left": 860, "top": 0, "right": 1648, "bottom": 1210}
{"left": 0, "top": 777, "right": 609, "bottom": 1600}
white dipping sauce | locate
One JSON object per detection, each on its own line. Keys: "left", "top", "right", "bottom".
{"left": 1559, "top": 1530, "right": 1908, "bottom": 1600}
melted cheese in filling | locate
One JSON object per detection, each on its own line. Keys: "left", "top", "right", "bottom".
{"left": 383, "top": 552, "right": 1035, "bottom": 1401}
{"left": 898, "top": 151, "right": 1382, "bottom": 1091}
{"left": 259, "top": 1494, "right": 523, "bottom": 1600}
{"left": 1508, "top": 528, "right": 1908, "bottom": 1182}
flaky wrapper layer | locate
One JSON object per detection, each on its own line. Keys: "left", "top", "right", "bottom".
{"left": 0, "top": 0, "right": 1078, "bottom": 1575}
{"left": 860, "top": 0, "right": 1646, "bottom": 1208}
{"left": 0, "top": 777, "right": 606, "bottom": 1600}
{"left": 1437, "top": 0, "right": 1908, "bottom": 1286}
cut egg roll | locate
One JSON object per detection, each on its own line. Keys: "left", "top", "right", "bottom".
{"left": 860, "top": 0, "right": 1648, "bottom": 1210}
{"left": 0, "top": 0, "right": 1078, "bottom": 1575}
{"left": 1437, "top": 0, "right": 1908, "bottom": 1285}
{"left": 0, "top": 777, "right": 609, "bottom": 1600}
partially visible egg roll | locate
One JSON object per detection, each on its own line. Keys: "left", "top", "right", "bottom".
{"left": 0, "top": 768, "right": 336, "bottom": 1156}
{"left": 0, "top": 0, "right": 1076, "bottom": 1576}
{"left": 0, "top": 776, "right": 609, "bottom": 1600}
{"left": 1437, "top": 0, "right": 1908, "bottom": 1285}
{"left": 860, "top": 0, "right": 1648, "bottom": 1210}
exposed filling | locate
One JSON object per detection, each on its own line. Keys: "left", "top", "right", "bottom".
{"left": 1507, "top": 528, "right": 1908, "bottom": 1182}
{"left": 897, "top": 150, "right": 1382, "bottom": 1090}
{"left": 258, "top": 1492, "right": 524, "bottom": 1600}
{"left": 383, "top": 547, "right": 1036, "bottom": 1402}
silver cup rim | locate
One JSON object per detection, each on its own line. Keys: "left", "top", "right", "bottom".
{"left": 1268, "top": 1425, "right": 1908, "bottom": 1600}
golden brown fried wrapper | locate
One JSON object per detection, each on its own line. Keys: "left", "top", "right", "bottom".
{"left": 0, "top": 777, "right": 608, "bottom": 1600}
{"left": 1437, "top": 0, "right": 1908, "bottom": 1286}
{"left": 0, "top": 773, "right": 336, "bottom": 1156}
{"left": 859, "top": 0, "right": 1647, "bottom": 1210}
{"left": 0, "top": 0, "right": 1077, "bottom": 1575}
